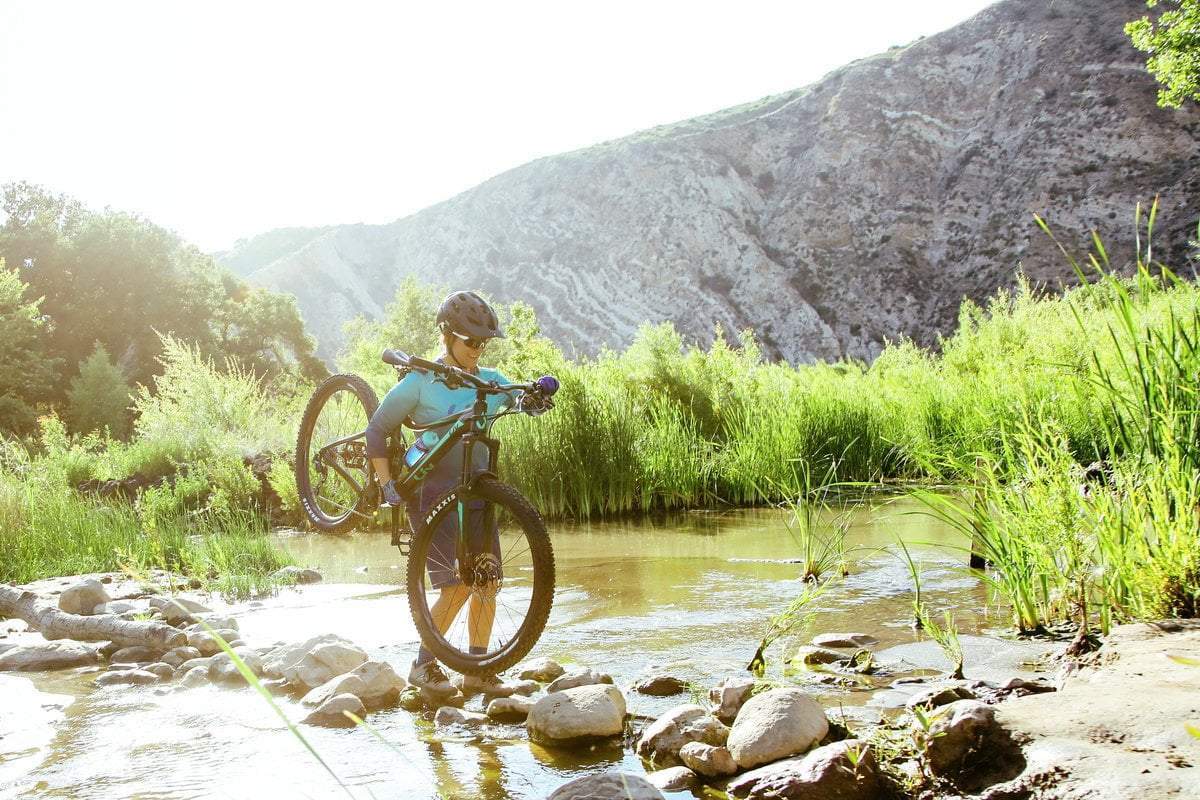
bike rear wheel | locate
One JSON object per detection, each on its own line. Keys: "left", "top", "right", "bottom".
{"left": 406, "top": 477, "right": 555, "bottom": 675}
{"left": 295, "top": 373, "right": 379, "bottom": 533}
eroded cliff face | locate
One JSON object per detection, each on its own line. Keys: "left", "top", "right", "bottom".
{"left": 224, "top": 0, "right": 1200, "bottom": 363}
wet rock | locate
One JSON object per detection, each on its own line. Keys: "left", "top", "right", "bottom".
{"left": 186, "top": 632, "right": 222, "bottom": 657}
{"left": 98, "top": 641, "right": 122, "bottom": 660}
{"left": 0, "top": 642, "right": 99, "bottom": 671}
{"left": 261, "top": 634, "right": 359, "bottom": 682}
{"left": 434, "top": 706, "right": 488, "bottom": 726}
{"left": 679, "top": 742, "right": 738, "bottom": 777}
{"left": 398, "top": 685, "right": 465, "bottom": 711}
{"left": 486, "top": 695, "right": 536, "bottom": 722}
{"left": 709, "top": 676, "right": 756, "bottom": 724}
{"left": 160, "top": 646, "right": 202, "bottom": 668}
{"left": 517, "top": 656, "right": 565, "bottom": 682}
{"left": 176, "top": 657, "right": 212, "bottom": 676}
{"left": 58, "top": 579, "right": 111, "bottom": 616}
{"left": 303, "top": 692, "right": 364, "bottom": 727}
{"left": 727, "top": 739, "right": 879, "bottom": 799}
{"left": 271, "top": 566, "right": 323, "bottom": 584}
{"left": 634, "top": 674, "right": 688, "bottom": 696}
{"left": 546, "top": 667, "right": 614, "bottom": 693}
{"left": 635, "top": 704, "right": 730, "bottom": 768}
{"left": 261, "top": 677, "right": 291, "bottom": 696}
{"left": 289, "top": 642, "right": 369, "bottom": 690}
{"left": 145, "top": 662, "right": 176, "bottom": 681}
{"left": 906, "top": 684, "right": 976, "bottom": 711}
{"left": 646, "top": 766, "right": 698, "bottom": 792}
{"left": 509, "top": 678, "right": 539, "bottom": 696}
{"left": 812, "top": 633, "right": 879, "bottom": 649}
{"left": 727, "top": 688, "right": 829, "bottom": 769}
{"left": 96, "top": 669, "right": 160, "bottom": 687}
{"left": 110, "top": 646, "right": 162, "bottom": 664}
{"left": 790, "top": 646, "right": 843, "bottom": 667}
{"left": 155, "top": 596, "right": 210, "bottom": 625}
{"left": 926, "top": 700, "right": 1001, "bottom": 777}
{"left": 547, "top": 772, "right": 664, "bottom": 800}
{"left": 345, "top": 660, "right": 406, "bottom": 705}
{"left": 180, "top": 668, "right": 210, "bottom": 689}
{"left": 302, "top": 674, "right": 368, "bottom": 707}
{"left": 208, "top": 647, "right": 264, "bottom": 684}
{"left": 526, "top": 684, "right": 627, "bottom": 745}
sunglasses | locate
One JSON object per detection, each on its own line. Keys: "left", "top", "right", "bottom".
{"left": 450, "top": 331, "right": 490, "bottom": 349}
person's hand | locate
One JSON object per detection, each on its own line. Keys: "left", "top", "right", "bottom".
{"left": 380, "top": 479, "right": 403, "bottom": 507}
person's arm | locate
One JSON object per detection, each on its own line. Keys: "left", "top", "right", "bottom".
{"left": 366, "top": 372, "right": 421, "bottom": 485}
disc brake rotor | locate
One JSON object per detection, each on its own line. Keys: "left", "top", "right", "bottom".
{"left": 468, "top": 552, "right": 503, "bottom": 599}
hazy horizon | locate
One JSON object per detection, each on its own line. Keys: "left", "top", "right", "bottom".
{"left": 1, "top": 0, "right": 997, "bottom": 253}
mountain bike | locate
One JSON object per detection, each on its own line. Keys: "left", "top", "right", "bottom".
{"left": 294, "top": 348, "right": 559, "bottom": 675}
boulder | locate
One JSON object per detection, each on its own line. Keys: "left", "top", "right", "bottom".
{"left": 180, "top": 668, "right": 210, "bottom": 689}
{"left": 678, "top": 742, "right": 738, "bottom": 777}
{"left": 261, "top": 677, "right": 291, "bottom": 696}
{"left": 302, "top": 674, "right": 368, "bottom": 708}
{"left": 812, "top": 633, "right": 879, "bottom": 649}
{"left": 288, "top": 642, "right": 369, "bottom": 690}
{"left": 926, "top": 700, "right": 1000, "bottom": 776}
{"left": 176, "top": 657, "right": 212, "bottom": 676}
{"left": 261, "top": 634, "right": 363, "bottom": 682}
{"left": 726, "top": 688, "right": 828, "bottom": 769}
{"left": 434, "top": 706, "right": 489, "bottom": 726}
{"left": 526, "top": 684, "right": 627, "bottom": 745}
{"left": 547, "top": 772, "right": 664, "bottom": 800}
{"left": 160, "top": 646, "right": 202, "bottom": 668}
{"left": 517, "top": 656, "right": 565, "bottom": 682}
{"left": 95, "top": 669, "right": 160, "bottom": 687}
{"left": 906, "top": 684, "right": 976, "bottom": 712}
{"left": 207, "top": 647, "right": 264, "bottom": 684}
{"left": 345, "top": 660, "right": 406, "bottom": 704}
{"left": 709, "top": 676, "right": 756, "bottom": 724}
{"left": 58, "top": 579, "right": 110, "bottom": 615}
{"left": 634, "top": 674, "right": 688, "bottom": 696}
{"left": 0, "top": 642, "right": 98, "bottom": 671}
{"left": 645, "top": 766, "right": 697, "bottom": 792}
{"left": 303, "top": 692, "right": 364, "bottom": 727}
{"left": 110, "top": 646, "right": 162, "bottom": 664}
{"left": 486, "top": 694, "right": 536, "bottom": 722}
{"left": 144, "top": 662, "right": 176, "bottom": 681}
{"left": 186, "top": 632, "right": 224, "bottom": 657}
{"left": 726, "top": 739, "right": 879, "bottom": 799}
{"left": 546, "top": 668, "right": 614, "bottom": 693}
{"left": 273, "top": 566, "right": 323, "bottom": 584}
{"left": 635, "top": 704, "right": 730, "bottom": 768}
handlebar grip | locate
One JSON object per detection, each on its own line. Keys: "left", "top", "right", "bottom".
{"left": 382, "top": 349, "right": 408, "bottom": 366}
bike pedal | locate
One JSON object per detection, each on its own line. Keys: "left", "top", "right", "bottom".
{"left": 391, "top": 526, "right": 413, "bottom": 556}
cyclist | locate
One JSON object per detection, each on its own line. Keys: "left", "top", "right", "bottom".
{"left": 365, "top": 290, "right": 519, "bottom": 697}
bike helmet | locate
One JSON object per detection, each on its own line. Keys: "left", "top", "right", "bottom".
{"left": 436, "top": 290, "right": 505, "bottom": 339}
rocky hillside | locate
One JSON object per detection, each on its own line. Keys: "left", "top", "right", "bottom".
{"left": 220, "top": 0, "right": 1200, "bottom": 364}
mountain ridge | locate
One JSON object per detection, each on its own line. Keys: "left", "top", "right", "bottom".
{"left": 218, "top": 0, "right": 1200, "bottom": 364}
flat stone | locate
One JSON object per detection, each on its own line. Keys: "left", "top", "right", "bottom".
{"left": 434, "top": 706, "right": 488, "bottom": 726}
{"left": 517, "top": 656, "right": 565, "bottom": 682}
{"left": 726, "top": 739, "right": 880, "bottom": 799}
{"left": 812, "top": 633, "right": 879, "bottom": 649}
{"left": 645, "top": 766, "right": 697, "bottom": 792}
{"left": 634, "top": 674, "right": 688, "bottom": 696}
{"left": 0, "top": 642, "right": 99, "bottom": 671}
{"left": 95, "top": 669, "right": 160, "bottom": 687}
{"left": 546, "top": 667, "right": 614, "bottom": 693}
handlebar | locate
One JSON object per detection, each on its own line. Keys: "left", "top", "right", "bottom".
{"left": 381, "top": 349, "right": 558, "bottom": 398}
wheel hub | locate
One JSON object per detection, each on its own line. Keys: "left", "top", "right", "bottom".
{"left": 468, "top": 553, "right": 503, "bottom": 599}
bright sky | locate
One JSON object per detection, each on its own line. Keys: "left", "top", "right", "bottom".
{"left": 0, "top": 1, "right": 997, "bottom": 252}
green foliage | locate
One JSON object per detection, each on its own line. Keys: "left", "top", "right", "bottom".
{"left": 66, "top": 343, "right": 132, "bottom": 438}
{"left": 0, "top": 257, "right": 59, "bottom": 433}
{"left": 1127, "top": 1, "right": 1200, "bottom": 108}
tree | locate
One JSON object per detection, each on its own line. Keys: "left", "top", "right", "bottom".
{"left": 1126, "top": 0, "right": 1200, "bottom": 108}
{"left": 0, "top": 258, "right": 59, "bottom": 434}
{"left": 65, "top": 343, "right": 133, "bottom": 438}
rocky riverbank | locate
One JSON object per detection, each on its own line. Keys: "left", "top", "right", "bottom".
{"left": 2, "top": 572, "right": 1197, "bottom": 799}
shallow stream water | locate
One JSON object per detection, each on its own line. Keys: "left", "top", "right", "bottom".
{"left": 1, "top": 496, "right": 1055, "bottom": 800}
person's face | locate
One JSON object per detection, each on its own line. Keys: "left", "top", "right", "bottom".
{"left": 449, "top": 332, "right": 488, "bottom": 370}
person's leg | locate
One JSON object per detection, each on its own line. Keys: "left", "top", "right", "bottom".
{"left": 468, "top": 592, "right": 496, "bottom": 652}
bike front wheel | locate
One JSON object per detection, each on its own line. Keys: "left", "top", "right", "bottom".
{"left": 295, "top": 373, "right": 379, "bottom": 533}
{"left": 406, "top": 477, "right": 555, "bottom": 675}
